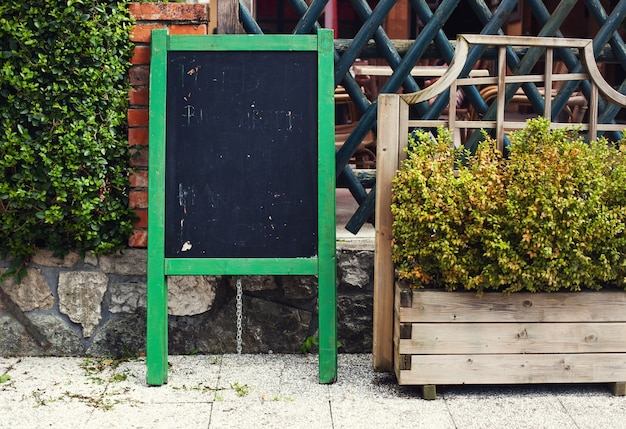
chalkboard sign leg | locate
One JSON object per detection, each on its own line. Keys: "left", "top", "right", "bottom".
{"left": 318, "top": 255, "right": 338, "bottom": 383}
{"left": 147, "top": 274, "right": 168, "bottom": 386}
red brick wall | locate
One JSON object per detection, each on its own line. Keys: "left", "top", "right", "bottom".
{"left": 127, "top": 2, "right": 211, "bottom": 248}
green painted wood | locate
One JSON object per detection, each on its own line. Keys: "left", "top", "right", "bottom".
{"left": 167, "top": 34, "right": 319, "bottom": 51}
{"left": 316, "top": 28, "right": 338, "bottom": 384}
{"left": 146, "top": 28, "right": 337, "bottom": 385}
{"left": 146, "top": 29, "right": 169, "bottom": 386}
{"left": 165, "top": 258, "right": 319, "bottom": 276}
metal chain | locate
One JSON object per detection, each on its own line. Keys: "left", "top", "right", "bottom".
{"left": 236, "top": 277, "right": 243, "bottom": 354}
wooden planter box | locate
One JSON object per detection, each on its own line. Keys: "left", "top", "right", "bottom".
{"left": 394, "top": 282, "right": 626, "bottom": 398}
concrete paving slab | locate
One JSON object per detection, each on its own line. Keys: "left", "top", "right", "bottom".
{"left": 1, "top": 399, "right": 94, "bottom": 429}
{"left": 277, "top": 358, "right": 330, "bottom": 400}
{"left": 330, "top": 398, "right": 455, "bottom": 429}
{"left": 330, "top": 354, "right": 403, "bottom": 400}
{"left": 115, "top": 355, "right": 222, "bottom": 404}
{"left": 212, "top": 354, "right": 333, "bottom": 428}
{"left": 442, "top": 384, "right": 579, "bottom": 429}
{"left": 2, "top": 354, "right": 626, "bottom": 429}
{"left": 556, "top": 388, "right": 626, "bottom": 429}
{"left": 5, "top": 357, "right": 106, "bottom": 403}
{"left": 210, "top": 398, "right": 332, "bottom": 428}
{"left": 86, "top": 402, "right": 213, "bottom": 429}
{"left": 0, "top": 357, "right": 18, "bottom": 371}
{"left": 216, "top": 354, "right": 286, "bottom": 402}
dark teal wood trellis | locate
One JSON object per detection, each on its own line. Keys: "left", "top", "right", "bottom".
{"left": 238, "top": 0, "right": 626, "bottom": 234}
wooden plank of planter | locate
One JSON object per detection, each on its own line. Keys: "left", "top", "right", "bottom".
{"left": 397, "top": 353, "right": 626, "bottom": 385}
{"left": 399, "top": 322, "right": 626, "bottom": 355}
{"left": 398, "top": 290, "right": 626, "bottom": 323}
{"left": 373, "top": 94, "right": 405, "bottom": 372}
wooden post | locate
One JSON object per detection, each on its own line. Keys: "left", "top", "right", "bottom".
{"left": 217, "top": 0, "right": 252, "bottom": 34}
{"left": 373, "top": 94, "right": 402, "bottom": 372}
{"left": 146, "top": 29, "right": 169, "bottom": 386}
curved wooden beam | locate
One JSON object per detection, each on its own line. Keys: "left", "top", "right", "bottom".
{"left": 400, "top": 35, "right": 469, "bottom": 105}
{"left": 582, "top": 41, "right": 626, "bottom": 106}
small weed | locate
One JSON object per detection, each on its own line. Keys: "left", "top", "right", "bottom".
{"left": 0, "top": 374, "right": 11, "bottom": 384}
{"left": 263, "top": 394, "right": 294, "bottom": 402}
{"left": 300, "top": 336, "right": 343, "bottom": 354}
{"left": 31, "top": 389, "right": 52, "bottom": 407}
{"left": 231, "top": 382, "right": 249, "bottom": 397}
{"left": 173, "top": 383, "right": 213, "bottom": 392}
{"left": 110, "top": 372, "right": 128, "bottom": 383}
{"left": 81, "top": 357, "right": 122, "bottom": 374}
{"left": 63, "top": 392, "right": 118, "bottom": 411}
{"left": 80, "top": 356, "right": 134, "bottom": 385}
{"left": 172, "top": 381, "right": 251, "bottom": 398}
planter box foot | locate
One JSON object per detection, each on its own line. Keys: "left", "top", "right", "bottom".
{"left": 610, "top": 382, "right": 626, "bottom": 396}
{"left": 421, "top": 385, "right": 437, "bottom": 400}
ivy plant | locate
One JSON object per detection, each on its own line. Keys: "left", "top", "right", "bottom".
{"left": 392, "top": 118, "right": 626, "bottom": 294}
{"left": 0, "top": 0, "right": 136, "bottom": 275}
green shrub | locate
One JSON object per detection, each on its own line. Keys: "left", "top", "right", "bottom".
{"left": 0, "top": 0, "right": 135, "bottom": 274}
{"left": 392, "top": 118, "right": 626, "bottom": 293}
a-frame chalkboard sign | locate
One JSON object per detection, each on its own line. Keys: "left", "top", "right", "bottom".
{"left": 146, "top": 29, "right": 336, "bottom": 385}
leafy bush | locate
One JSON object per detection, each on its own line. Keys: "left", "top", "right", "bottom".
{"left": 392, "top": 118, "right": 626, "bottom": 293}
{"left": 0, "top": 0, "right": 135, "bottom": 272}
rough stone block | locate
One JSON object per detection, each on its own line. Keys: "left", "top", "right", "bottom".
{"left": 88, "top": 314, "right": 146, "bottom": 357}
{"left": 110, "top": 281, "right": 147, "bottom": 314}
{"left": 228, "top": 275, "right": 277, "bottom": 292}
{"left": 0, "top": 315, "right": 84, "bottom": 356}
{"left": 281, "top": 275, "right": 317, "bottom": 300}
{"left": 99, "top": 249, "right": 147, "bottom": 276}
{"left": 337, "top": 294, "right": 373, "bottom": 353}
{"left": 168, "top": 276, "right": 218, "bottom": 316}
{"left": 58, "top": 271, "right": 108, "bottom": 338}
{"left": 0, "top": 268, "right": 53, "bottom": 312}
{"left": 31, "top": 250, "right": 81, "bottom": 268}
{"left": 338, "top": 250, "right": 374, "bottom": 290}
{"left": 196, "top": 295, "right": 311, "bottom": 353}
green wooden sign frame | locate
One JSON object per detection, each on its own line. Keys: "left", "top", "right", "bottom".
{"left": 146, "top": 29, "right": 337, "bottom": 385}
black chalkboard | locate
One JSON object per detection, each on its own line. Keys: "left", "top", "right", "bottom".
{"left": 164, "top": 51, "right": 319, "bottom": 258}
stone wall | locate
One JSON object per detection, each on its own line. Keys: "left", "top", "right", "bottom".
{"left": 0, "top": 246, "right": 373, "bottom": 357}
